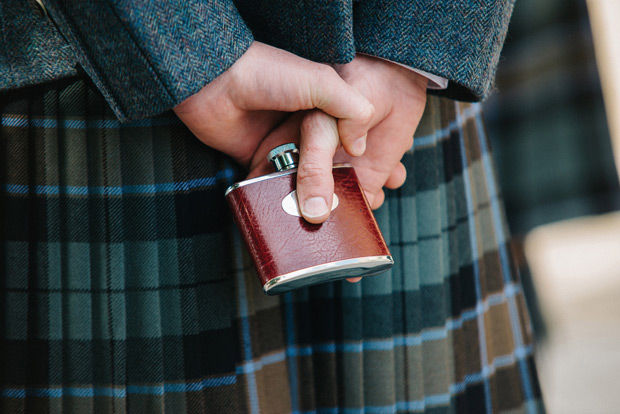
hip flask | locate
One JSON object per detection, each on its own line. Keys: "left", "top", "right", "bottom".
{"left": 225, "top": 143, "right": 393, "bottom": 295}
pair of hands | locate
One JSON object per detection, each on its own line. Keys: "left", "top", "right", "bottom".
{"left": 174, "top": 41, "right": 427, "bottom": 224}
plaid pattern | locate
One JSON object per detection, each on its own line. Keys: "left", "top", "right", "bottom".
{"left": 484, "top": 0, "right": 620, "bottom": 235}
{"left": 483, "top": 0, "right": 620, "bottom": 338}
{"left": 0, "top": 77, "right": 544, "bottom": 413}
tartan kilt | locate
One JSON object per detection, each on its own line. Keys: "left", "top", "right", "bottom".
{"left": 0, "top": 76, "right": 544, "bottom": 413}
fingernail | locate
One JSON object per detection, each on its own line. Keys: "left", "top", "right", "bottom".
{"left": 346, "top": 277, "right": 363, "bottom": 283}
{"left": 352, "top": 135, "right": 366, "bottom": 156}
{"left": 302, "top": 197, "right": 329, "bottom": 218}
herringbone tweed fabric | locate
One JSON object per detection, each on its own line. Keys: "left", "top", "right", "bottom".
{"left": 0, "top": 77, "right": 544, "bottom": 414}
{"left": 4, "top": 0, "right": 514, "bottom": 120}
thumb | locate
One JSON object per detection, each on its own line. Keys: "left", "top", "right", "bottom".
{"left": 296, "top": 110, "right": 340, "bottom": 224}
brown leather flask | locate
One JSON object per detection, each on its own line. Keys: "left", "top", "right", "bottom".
{"left": 225, "top": 144, "right": 393, "bottom": 295}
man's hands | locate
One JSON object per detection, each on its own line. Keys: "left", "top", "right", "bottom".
{"left": 173, "top": 41, "right": 374, "bottom": 168}
{"left": 247, "top": 54, "right": 428, "bottom": 218}
{"left": 174, "top": 42, "right": 428, "bottom": 224}
{"left": 333, "top": 55, "right": 428, "bottom": 210}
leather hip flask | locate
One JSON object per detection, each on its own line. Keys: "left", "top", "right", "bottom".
{"left": 225, "top": 144, "right": 393, "bottom": 295}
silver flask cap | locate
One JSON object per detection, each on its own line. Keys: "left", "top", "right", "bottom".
{"left": 268, "top": 143, "right": 299, "bottom": 172}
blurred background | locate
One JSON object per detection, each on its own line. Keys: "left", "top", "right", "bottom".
{"left": 483, "top": 0, "right": 620, "bottom": 412}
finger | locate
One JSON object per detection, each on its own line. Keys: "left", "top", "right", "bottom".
{"left": 231, "top": 43, "right": 375, "bottom": 157}
{"left": 305, "top": 66, "right": 375, "bottom": 156}
{"left": 370, "top": 189, "right": 385, "bottom": 210}
{"left": 305, "top": 66, "right": 374, "bottom": 156}
{"left": 363, "top": 188, "right": 384, "bottom": 211}
{"left": 384, "top": 162, "right": 407, "bottom": 189}
{"left": 296, "top": 110, "right": 340, "bottom": 224}
{"left": 346, "top": 277, "right": 362, "bottom": 283}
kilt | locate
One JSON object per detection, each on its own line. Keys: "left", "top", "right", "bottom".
{"left": 485, "top": 0, "right": 620, "bottom": 235}
{"left": 483, "top": 0, "right": 620, "bottom": 338}
{"left": 0, "top": 76, "right": 544, "bottom": 413}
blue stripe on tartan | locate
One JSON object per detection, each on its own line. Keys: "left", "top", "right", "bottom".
{"left": 152, "top": 278, "right": 525, "bottom": 398}
{"left": 233, "top": 231, "right": 260, "bottom": 414}
{"left": 412, "top": 103, "right": 480, "bottom": 150}
{"left": 1, "top": 104, "right": 482, "bottom": 199}
{"left": 1, "top": 387, "right": 127, "bottom": 398}
{"left": 1, "top": 104, "right": 480, "bottom": 198}
{"left": 126, "top": 375, "right": 237, "bottom": 394}
{"left": 1, "top": 171, "right": 235, "bottom": 196}
{"left": 0, "top": 115, "right": 181, "bottom": 129}
{"left": 279, "top": 281, "right": 520, "bottom": 357}
{"left": 0, "top": 278, "right": 523, "bottom": 399}
{"left": 236, "top": 351, "right": 287, "bottom": 375}
{"left": 292, "top": 345, "right": 535, "bottom": 414}
{"left": 0, "top": 375, "right": 237, "bottom": 399}
{"left": 475, "top": 111, "right": 537, "bottom": 410}
{"left": 456, "top": 102, "right": 494, "bottom": 414}
{"left": 361, "top": 283, "right": 510, "bottom": 345}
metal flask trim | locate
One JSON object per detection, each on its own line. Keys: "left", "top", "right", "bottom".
{"left": 225, "top": 142, "right": 394, "bottom": 295}
{"left": 263, "top": 255, "right": 394, "bottom": 294}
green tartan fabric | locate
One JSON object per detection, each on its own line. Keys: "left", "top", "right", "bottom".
{"left": 0, "top": 77, "right": 544, "bottom": 413}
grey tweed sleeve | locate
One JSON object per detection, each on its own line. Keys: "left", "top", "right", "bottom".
{"left": 44, "top": 0, "right": 254, "bottom": 121}
{"left": 353, "top": 0, "right": 516, "bottom": 101}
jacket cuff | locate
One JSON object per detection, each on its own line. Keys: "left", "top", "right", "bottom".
{"left": 353, "top": 0, "right": 515, "bottom": 101}
{"left": 44, "top": 0, "right": 254, "bottom": 121}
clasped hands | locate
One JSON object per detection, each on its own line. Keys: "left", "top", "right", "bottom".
{"left": 174, "top": 41, "right": 427, "bottom": 224}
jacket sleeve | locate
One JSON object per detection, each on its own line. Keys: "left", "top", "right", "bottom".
{"left": 44, "top": 0, "right": 254, "bottom": 121}
{"left": 353, "top": 0, "right": 516, "bottom": 101}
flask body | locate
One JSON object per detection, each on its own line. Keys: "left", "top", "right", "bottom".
{"left": 225, "top": 165, "right": 392, "bottom": 295}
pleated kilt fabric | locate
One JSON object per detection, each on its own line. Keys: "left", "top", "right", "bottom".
{"left": 0, "top": 76, "right": 544, "bottom": 414}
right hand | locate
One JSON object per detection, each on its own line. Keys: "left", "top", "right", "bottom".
{"left": 246, "top": 54, "right": 428, "bottom": 222}
{"left": 173, "top": 41, "right": 374, "bottom": 178}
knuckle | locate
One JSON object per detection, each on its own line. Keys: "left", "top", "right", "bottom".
{"left": 358, "top": 102, "right": 375, "bottom": 124}
{"left": 300, "top": 111, "right": 321, "bottom": 134}
{"left": 301, "top": 112, "right": 338, "bottom": 147}
{"left": 301, "top": 111, "right": 327, "bottom": 133}
{"left": 313, "top": 63, "right": 337, "bottom": 79}
{"left": 307, "top": 64, "right": 337, "bottom": 107}
{"left": 297, "top": 162, "right": 326, "bottom": 185}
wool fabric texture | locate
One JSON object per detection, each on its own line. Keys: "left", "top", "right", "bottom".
{"left": 2, "top": 0, "right": 514, "bottom": 121}
{"left": 0, "top": 76, "right": 544, "bottom": 414}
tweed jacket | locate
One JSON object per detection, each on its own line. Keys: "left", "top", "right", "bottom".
{"left": 2, "top": 0, "right": 515, "bottom": 121}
